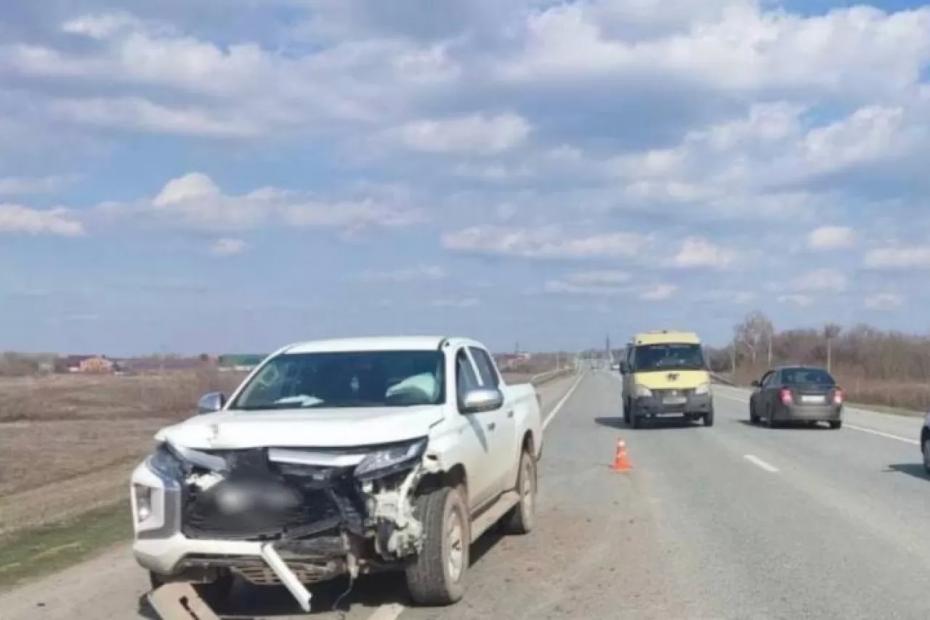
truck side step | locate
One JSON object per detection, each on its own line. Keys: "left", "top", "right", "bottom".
{"left": 469, "top": 490, "right": 520, "bottom": 543}
{"left": 147, "top": 583, "right": 221, "bottom": 620}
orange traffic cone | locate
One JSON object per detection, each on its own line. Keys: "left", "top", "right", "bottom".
{"left": 612, "top": 439, "right": 632, "bottom": 472}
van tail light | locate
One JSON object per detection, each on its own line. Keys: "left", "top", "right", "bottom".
{"left": 833, "top": 388, "right": 844, "bottom": 405}
{"left": 780, "top": 388, "right": 794, "bottom": 405}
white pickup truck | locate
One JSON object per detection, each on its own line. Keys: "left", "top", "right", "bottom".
{"left": 130, "top": 337, "right": 543, "bottom": 611}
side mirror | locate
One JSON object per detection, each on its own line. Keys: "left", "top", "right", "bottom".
{"left": 198, "top": 392, "right": 227, "bottom": 414}
{"left": 750, "top": 380, "right": 761, "bottom": 388}
{"left": 461, "top": 388, "right": 504, "bottom": 414}
{"left": 619, "top": 361, "right": 630, "bottom": 375}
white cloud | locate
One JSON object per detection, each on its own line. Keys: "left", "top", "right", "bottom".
{"left": 864, "top": 292, "right": 904, "bottom": 311}
{"left": 778, "top": 294, "right": 814, "bottom": 307}
{"left": 670, "top": 237, "right": 735, "bottom": 269}
{"left": 121, "top": 172, "right": 423, "bottom": 233}
{"left": 209, "top": 238, "right": 247, "bottom": 257}
{"left": 791, "top": 268, "right": 848, "bottom": 293}
{"left": 864, "top": 246, "right": 930, "bottom": 269}
{"left": 61, "top": 13, "right": 142, "bottom": 39}
{"left": 442, "top": 226, "right": 648, "bottom": 259}
{"left": 391, "top": 113, "right": 531, "bottom": 155}
{"left": 808, "top": 226, "right": 856, "bottom": 251}
{"left": 543, "top": 270, "right": 632, "bottom": 296}
{"left": 503, "top": 4, "right": 930, "bottom": 98}
{"left": 640, "top": 284, "right": 677, "bottom": 301}
{"left": 0, "top": 204, "right": 84, "bottom": 236}
{"left": 565, "top": 270, "right": 631, "bottom": 285}
{"left": 359, "top": 265, "right": 447, "bottom": 282}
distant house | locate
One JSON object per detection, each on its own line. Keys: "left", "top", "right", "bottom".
{"left": 56, "top": 355, "right": 117, "bottom": 374}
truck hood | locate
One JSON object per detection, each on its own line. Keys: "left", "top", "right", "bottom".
{"left": 155, "top": 406, "right": 443, "bottom": 450}
{"left": 633, "top": 370, "right": 710, "bottom": 390}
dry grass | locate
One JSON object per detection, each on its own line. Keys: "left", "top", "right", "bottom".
{"left": 0, "top": 370, "right": 245, "bottom": 535}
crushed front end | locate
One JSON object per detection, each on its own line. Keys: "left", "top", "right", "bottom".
{"left": 131, "top": 438, "right": 428, "bottom": 609}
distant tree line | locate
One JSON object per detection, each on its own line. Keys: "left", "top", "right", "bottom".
{"left": 706, "top": 312, "right": 930, "bottom": 410}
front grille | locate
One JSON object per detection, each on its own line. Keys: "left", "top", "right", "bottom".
{"left": 180, "top": 448, "right": 365, "bottom": 541}
{"left": 653, "top": 388, "right": 693, "bottom": 398}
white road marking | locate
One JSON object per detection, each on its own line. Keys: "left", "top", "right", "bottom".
{"left": 543, "top": 371, "right": 586, "bottom": 431}
{"left": 714, "top": 392, "right": 749, "bottom": 405}
{"left": 845, "top": 424, "right": 920, "bottom": 446}
{"left": 367, "top": 603, "right": 405, "bottom": 620}
{"left": 743, "top": 454, "right": 779, "bottom": 473}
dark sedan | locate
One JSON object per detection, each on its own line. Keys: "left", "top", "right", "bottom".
{"left": 749, "top": 366, "right": 843, "bottom": 429}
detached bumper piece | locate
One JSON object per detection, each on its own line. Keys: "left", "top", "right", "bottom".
{"left": 635, "top": 390, "right": 712, "bottom": 416}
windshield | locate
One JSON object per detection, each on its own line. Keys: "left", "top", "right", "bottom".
{"left": 782, "top": 368, "right": 835, "bottom": 386}
{"left": 233, "top": 351, "right": 445, "bottom": 410}
{"left": 634, "top": 344, "right": 705, "bottom": 372}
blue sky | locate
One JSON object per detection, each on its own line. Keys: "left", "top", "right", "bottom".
{"left": 2, "top": 0, "right": 930, "bottom": 355}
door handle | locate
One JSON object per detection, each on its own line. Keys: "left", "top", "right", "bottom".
{"left": 487, "top": 422, "right": 496, "bottom": 431}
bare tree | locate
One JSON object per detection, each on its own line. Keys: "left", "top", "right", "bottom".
{"left": 823, "top": 323, "right": 842, "bottom": 372}
{"left": 734, "top": 311, "right": 775, "bottom": 368}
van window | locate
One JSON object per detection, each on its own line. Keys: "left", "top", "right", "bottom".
{"left": 633, "top": 344, "right": 705, "bottom": 372}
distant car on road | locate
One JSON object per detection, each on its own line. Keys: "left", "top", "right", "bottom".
{"left": 749, "top": 366, "right": 843, "bottom": 429}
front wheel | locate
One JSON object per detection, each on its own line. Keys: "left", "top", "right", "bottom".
{"left": 703, "top": 409, "right": 714, "bottom": 427}
{"left": 503, "top": 450, "right": 537, "bottom": 534}
{"left": 622, "top": 399, "right": 631, "bottom": 425}
{"left": 829, "top": 420, "right": 842, "bottom": 430}
{"left": 406, "top": 486, "right": 469, "bottom": 606}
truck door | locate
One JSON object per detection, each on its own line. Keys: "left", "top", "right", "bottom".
{"left": 469, "top": 346, "right": 516, "bottom": 496}
{"left": 454, "top": 348, "right": 497, "bottom": 509}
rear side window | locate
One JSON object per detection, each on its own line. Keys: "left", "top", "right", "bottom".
{"left": 469, "top": 347, "right": 500, "bottom": 388}
{"left": 781, "top": 368, "right": 835, "bottom": 386}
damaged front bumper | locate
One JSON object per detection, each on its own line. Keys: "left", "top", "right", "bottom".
{"left": 130, "top": 439, "right": 430, "bottom": 604}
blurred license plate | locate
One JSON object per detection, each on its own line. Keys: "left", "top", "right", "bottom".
{"left": 663, "top": 396, "right": 687, "bottom": 405}
{"left": 801, "top": 395, "right": 825, "bottom": 404}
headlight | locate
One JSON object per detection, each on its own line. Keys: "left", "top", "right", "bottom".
{"left": 146, "top": 443, "right": 184, "bottom": 481}
{"left": 133, "top": 484, "right": 153, "bottom": 523}
{"left": 695, "top": 382, "right": 711, "bottom": 396}
{"left": 355, "top": 438, "right": 428, "bottom": 479}
{"left": 634, "top": 385, "right": 653, "bottom": 398}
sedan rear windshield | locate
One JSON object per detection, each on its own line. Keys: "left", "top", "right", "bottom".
{"left": 233, "top": 350, "right": 445, "bottom": 410}
{"left": 781, "top": 368, "right": 835, "bottom": 386}
{"left": 634, "top": 344, "right": 705, "bottom": 372}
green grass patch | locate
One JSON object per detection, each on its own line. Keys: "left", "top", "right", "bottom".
{"left": 0, "top": 501, "right": 132, "bottom": 589}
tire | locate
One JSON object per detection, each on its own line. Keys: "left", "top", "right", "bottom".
{"left": 922, "top": 437, "right": 930, "bottom": 475}
{"left": 622, "top": 399, "right": 631, "bottom": 425}
{"left": 829, "top": 420, "right": 842, "bottom": 430}
{"left": 503, "top": 450, "right": 537, "bottom": 534}
{"left": 406, "top": 486, "right": 469, "bottom": 606}
{"left": 703, "top": 409, "right": 714, "bottom": 427}
{"left": 749, "top": 401, "right": 759, "bottom": 424}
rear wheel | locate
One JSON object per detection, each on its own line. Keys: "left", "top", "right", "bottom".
{"left": 829, "top": 420, "right": 842, "bottom": 430}
{"left": 406, "top": 486, "right": 469, "bottom": 606}
{"left": 749, "top": 402, "right": 759, "bottom": 424}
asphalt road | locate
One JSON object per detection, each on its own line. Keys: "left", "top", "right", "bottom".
{"left": 5, "top": 371, "right": 930, "bottom": 619}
